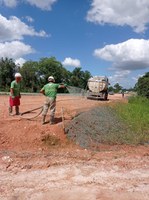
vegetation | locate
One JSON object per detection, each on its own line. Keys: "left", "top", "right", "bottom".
{"left": 115, "top": 96, "right": 149, "bottom": 144}
{"left": 0, "top": 58, "right": 19, "bottom": 91}
{"left": 108, "top": 83, "right": 123, "bottom": 93}
{"left": 0, "top": 57, "right": 91, "bottom": 92}
{"left": 135, "top": 72, "right": 149, "bottom": 98}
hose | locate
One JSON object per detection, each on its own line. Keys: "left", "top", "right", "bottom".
{"left": 20, "top": 106, "right": 43, "bottom": 120}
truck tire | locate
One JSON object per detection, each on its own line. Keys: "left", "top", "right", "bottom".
{"left": 104, "top": 92, "right": 108, "bottom": 100}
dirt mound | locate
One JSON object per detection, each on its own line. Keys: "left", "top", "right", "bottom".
{"left": 65, "top": 106, "right": 130, "bottom": 149}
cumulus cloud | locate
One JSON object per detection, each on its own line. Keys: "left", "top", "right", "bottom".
{"left": 26, "top": 0, "right": 57, "bottom": 10}
{"left": 0, "top": 14, "right": 48, "bottom": 42}
{"left": 0, "top": 41, "right": 34, "bottom": 59}
{"left": 94, "top": 39, "right": 149, "bottom": 71}
{"left": 0, "top": 0, "right": 17, "bottom": 7}
{"left": 87, "top": 0, "right": 149, "bottom": 33}
{"left": 62, "top": 57, "right": 81, "bottom": 68}
{"left": 15, "top": 57, "right": 26, "bottom": 67}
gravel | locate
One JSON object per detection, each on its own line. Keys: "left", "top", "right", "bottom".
{"left": 65, "top": 106, "right": 130, "bottom": 150}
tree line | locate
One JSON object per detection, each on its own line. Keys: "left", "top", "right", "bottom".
{"left": 0, "top": 57, "right": 148, "bottom": 98}
{"left": 0, "top": 57, "right": 91, "bottom": 92}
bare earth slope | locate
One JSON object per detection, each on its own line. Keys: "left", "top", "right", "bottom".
{"left": 0, "top": 94, "right": 149, "bottom": 200}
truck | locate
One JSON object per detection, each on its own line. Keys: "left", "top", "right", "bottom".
{"left": 87, "top": 76, "right": 109, "bottom": 100}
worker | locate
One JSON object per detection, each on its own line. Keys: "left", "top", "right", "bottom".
{"left": 40, "top": 76, "right": 66, "bottom": 125}
{"left": 121, "top": 90, "right": 124, "bottom": 98}
{"left": 9, "top": 72, "right": 22, "bottom": 115}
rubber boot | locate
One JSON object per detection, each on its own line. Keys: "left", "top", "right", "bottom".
{"left": 9, "top": 107, "right": 13, "bottom": 116}
{"left": 15, "top": 106, "right": 20, "bottom": 115}
{"left": 42, "top": 115, "right": 46, "bottom": 125}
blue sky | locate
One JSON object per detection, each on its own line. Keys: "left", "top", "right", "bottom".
{"left": 0, "top": 0, "right": 149, "bottom": 88}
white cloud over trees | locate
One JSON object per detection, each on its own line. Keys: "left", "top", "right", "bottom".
{"left": 62, "top": 57, "right": 81, "bottom": 68}
{"left": 94, "top": 38, "right": 149, "bottom": 87}
{"left": 94, "top": 39, "right": 149, "bottom": 71}
{"left": 0, "top": 41, "right": 34, "bottom": 59}
{"left": 15, "top": 58, "right": 26, "bottom": 67}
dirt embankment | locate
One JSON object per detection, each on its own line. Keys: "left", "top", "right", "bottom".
{"left": 0, "top": 94, "right": 149, "bottom": 200}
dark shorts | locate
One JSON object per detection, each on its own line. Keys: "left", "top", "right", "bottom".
{"left": 9, "top": 96, "right": 20, "bottom": 106}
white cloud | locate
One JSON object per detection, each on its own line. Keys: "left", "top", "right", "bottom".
{"left": 94, "top": 39, "right": 149, "bottom": 71}
{"left": 109, "top": 70, "right": 131, "bottom": 85}
{"left": 62, "top": 57, "right": 81, "bottom": 68}
{"left": 132, "top": 74, "right": 144, "bottom": 82}
{"left": 0, "top": 14, "right": 48, "bottom": 42}
{"left": 0, "top": 0, "right": 17, "bottom": 7}
{"left": 0, "top": 0, "right": 57, "bottom": 10}
{"left": 15, "top": 58, "right": 26, "bottom": 67}
{"left": 26, "top": 0, "right": 57, "bottom": 10}
{"left": 0, "top": 41, "right": 34, "bottom": 59}
{"left": 87, "top": 0, "right": 149, "bottom": 33}
{"left": 24, "top": 16, "right": 34, "bottom": 23}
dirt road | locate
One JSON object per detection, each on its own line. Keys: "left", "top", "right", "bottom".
{"left": 0, "top": 94, "right": 149, "bottom": 200}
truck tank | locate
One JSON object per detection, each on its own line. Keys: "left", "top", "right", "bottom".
{"left": 87, "top": 76, "right": 109, "bottom": 100}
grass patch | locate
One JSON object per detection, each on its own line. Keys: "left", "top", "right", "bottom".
{"left": 114, "top": 96, "right": 149, "bottom": 144}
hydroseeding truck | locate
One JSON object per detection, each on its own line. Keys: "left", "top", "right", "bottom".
{"left": 87, "top": 76, "right": 109, "bottom": 100}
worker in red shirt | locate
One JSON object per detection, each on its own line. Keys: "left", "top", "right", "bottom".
{"left": 9, "top": 73, "right": 22, "bottom": 115}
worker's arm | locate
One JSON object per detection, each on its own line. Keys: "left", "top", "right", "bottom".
{"left": 10, "top": 81, "right": 15, "bottom": 98}
{"left": 40, "top": 89, "right": 45, "bottom": 95}
{"left": 58, "top": 84, "right": 67, "bottom": 89}
{"left": 10, "top": 88, "right": 15, "bottom": 98}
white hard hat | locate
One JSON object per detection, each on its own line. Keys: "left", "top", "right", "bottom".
{"left": 15, "top": 73, "right": 22, "bottom": 78}
{"left": 48, "top": 76, "right": 55, "bottom": 81}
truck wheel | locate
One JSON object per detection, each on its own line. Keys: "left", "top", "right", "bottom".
{"left": 104, "top": 92, "right": 108, "bottom": 100}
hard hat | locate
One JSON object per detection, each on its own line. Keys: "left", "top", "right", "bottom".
{"left": 48, "top": 76, "right": 55, "bottom": 81}
{"left": 15, "top": 73, "right": 22, "bottom": 78}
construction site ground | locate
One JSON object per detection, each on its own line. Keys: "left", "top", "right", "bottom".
{"left": 0, "top": 94, "right": 149, "bottom": 200}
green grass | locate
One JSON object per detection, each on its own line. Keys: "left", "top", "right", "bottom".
{"left": 114, "top": 96, "right": 149, "bottom": 144}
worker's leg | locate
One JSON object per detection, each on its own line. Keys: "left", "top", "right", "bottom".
{"left": 49, "top": 99, "right": 56, "bottom": 124}
{"left": 9, "top": 106, "right": 13, "bottom": 115}
{"left": 15, "top": 106, "right": 20, "bottom": 115}
{"left": 9, "top": 96, "right": 13, "bottom": 115}
{"left": 42, "top": 97, "right": 50, "bottom": 124}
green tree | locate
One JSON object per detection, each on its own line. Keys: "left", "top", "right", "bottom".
{"left": 38, "top": 57, "right": 70, "bottom": 85}
{"left": 70, "top": 68, "right": 91, "bottom": 88}
{"left": 0, "top": 56, "right": 92, "bottom": 93}
{"left": 108, "top": 86, "right": 114, "bottom": 92}
{"left": 0, "top": 57, "right": 18, "bottom": 91}
{"left": 113, "top": 83, "right": 123, "bottom": 93}
{"left": 20, "top": 61, "right": 39, "bottom": 92}
{"left": 136, "top": 72, "right": 149, "bottom": 98}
